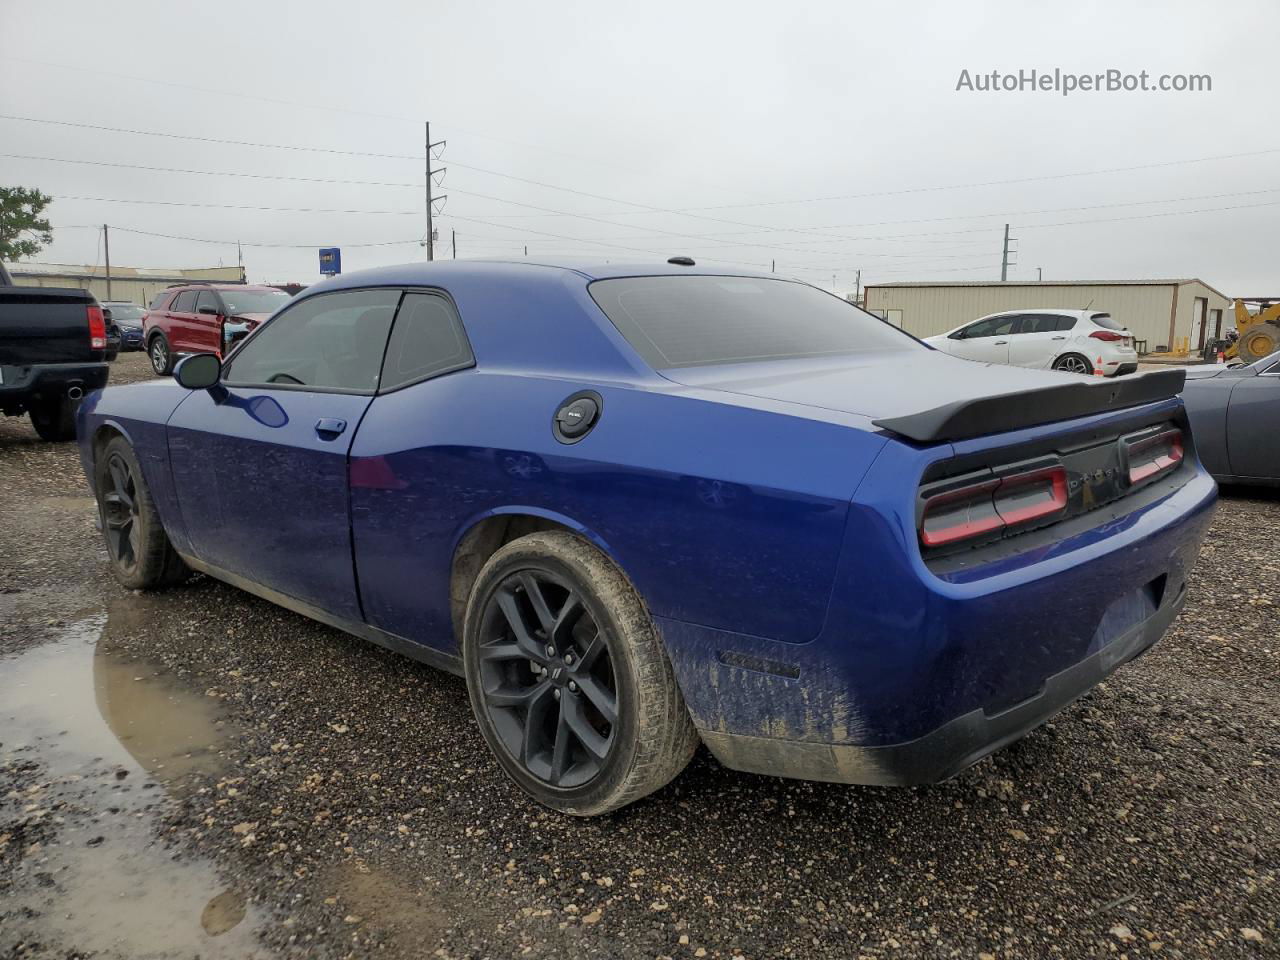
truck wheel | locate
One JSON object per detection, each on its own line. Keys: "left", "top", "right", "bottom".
{"left": 149, "top": 334, "right": 173, "bottom": 376}
{"left": 29, "top": 398, "right": 77, "bottom": 442}
{"left": 462, "top": 531, "right": 699, "bottom": 816}
{"left": 94, "top": 435, "right": 190, "bottom": 589}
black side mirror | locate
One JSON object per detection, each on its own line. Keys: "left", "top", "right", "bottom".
{"left": 174, "top": 353, "right": 222, "bottom": 391}
{"left": 198, "top": 305, "right": 220, "bottom": 316}
{"left": 951, "top": 328, "right": 967, "bottom": 340}
{"left": 102, "top": 308, "right": 113, "bottom": 321}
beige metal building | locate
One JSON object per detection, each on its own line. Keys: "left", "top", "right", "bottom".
{"left": 864, "top": 279, "right": 1232, "bottom": 354}
{"left": 3, "top": 261, "right": 245, "bottom": 307}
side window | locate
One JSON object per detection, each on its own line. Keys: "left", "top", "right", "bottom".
{"left": 965, "top": 315, "right": 1017, "bottom": 338}
{"left": 1018, "top": 315, "right": 1061, "bottom": 334}
{"left": 380, "top": 293, "right": 475, "bottom": 391}
{"left": 1056, "top": 315, "right": 1078, "bottom": 332}
{"left": 195, "top": 290, "right": 222, "bottom": 315}
{"left": 171, "top": 290, "right": 197, "bottom": 312}
{"left": 222, "top": 289, "right": 401, "bottom": 392}
{"left": 149, "top": 292, "right": 171, "bottom": 310}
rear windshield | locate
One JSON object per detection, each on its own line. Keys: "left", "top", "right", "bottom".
{"left": 1091, "top": 312, "right": 1125, "bottom": 331}
{"left": 589, "top": 275, "right": 917, "bottom": 368}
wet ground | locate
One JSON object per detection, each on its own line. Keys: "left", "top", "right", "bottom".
{"left": 1, "top": 351, "right": 1278, "bottom": 958}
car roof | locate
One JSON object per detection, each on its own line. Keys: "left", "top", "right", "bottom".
{"left": 309, "top": 258, "right": 778, "bottom": 293}
{"left": 977, "top": 309, "right": 1101, "bottom": 319}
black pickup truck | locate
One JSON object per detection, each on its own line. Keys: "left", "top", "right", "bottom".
{"left": 0, "top": 262, "right": 110, "bottom": 441}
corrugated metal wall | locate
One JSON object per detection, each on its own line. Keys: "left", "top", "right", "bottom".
{"left": 864, "top": 282, "right": 1231, "bottom": 352}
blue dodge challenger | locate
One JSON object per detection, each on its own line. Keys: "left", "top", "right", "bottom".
{"left": 77, "top": 259, "right": 1216, "bottom": 815}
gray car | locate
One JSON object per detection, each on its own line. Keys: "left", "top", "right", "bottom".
{"left": 1182, "top": 353, "right": 1280, "bottom": 485}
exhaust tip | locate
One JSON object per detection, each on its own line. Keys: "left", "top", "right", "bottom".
{"left": 67, "top": 385, "right": 84, "bottom": 401}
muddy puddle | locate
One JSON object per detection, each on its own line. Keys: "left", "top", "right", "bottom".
{"left": 1, "top": 611, "right": 268, "bottom": 958}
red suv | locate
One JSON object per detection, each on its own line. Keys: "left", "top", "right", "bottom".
{"left": 144, "top": 283, "right": 292, "bottom": 375}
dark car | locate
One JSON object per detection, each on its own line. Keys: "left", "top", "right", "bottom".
{"left": 0, "top": 261, "right": 109, "bottom": 441}
{"left": 143, "top": 283, "right": 291, "bottom": 375}
{"left": 102, "top": 301, "right": 147, "bottom": 352}
{"left": 77, "top": 259, "right": 1215, "bottom": 815}
{"left": 1182, "top": 353, "right": 1280, "bottom": 484}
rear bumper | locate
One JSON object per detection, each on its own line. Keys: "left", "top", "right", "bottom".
{"left": 0, "top": 362, "right": 109, "bottom": 408}
{"left": 699, "top": 582, "right": 1184, "bottom": 786}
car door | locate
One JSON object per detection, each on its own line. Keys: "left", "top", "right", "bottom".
{"left": 167, "top": 289, "right": 199, "bottom": 354}
{"left": 1226, "top": 358, "right": 1280, "bottom": 479}
{"left": 193, "top": 289, "right": 226, "bottom": 356}
{"left": 166, "top": 287, "right": 402, "bottom": 622}
{"left": 946, "top": 314, "right": 1016, "bottom": 364}
{"left": 1007, "top": 314, "right": 1068, "bottom": 368}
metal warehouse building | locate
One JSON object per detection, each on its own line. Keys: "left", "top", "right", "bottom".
{"left": 3, "top": 262, "right": 245, "bottom": 308}
{"left": 864, "top": 279, "right": 1232, "bottom": 354}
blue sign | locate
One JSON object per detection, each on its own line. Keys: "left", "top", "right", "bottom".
{"left": 318, "top": 247, "right": 342, "bottom": 276}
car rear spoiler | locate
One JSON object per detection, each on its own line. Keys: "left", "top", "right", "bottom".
{"left": 872, "top": 369, "right": 1186, "bottom": 443}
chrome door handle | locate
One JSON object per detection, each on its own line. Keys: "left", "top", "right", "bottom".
{"left": 315, "top": 417, "right": 347, "bottom": 439}
{"left": 994, "top": 340, "right": 1008, "bottom": 345}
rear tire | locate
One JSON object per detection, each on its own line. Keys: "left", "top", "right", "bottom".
{"left": 1053, "top": 353, "right": 1093, "bottom": 375}
{"left": 462, "top": 531, "right": 698, "bottom": 816}
{"left": 149, "top": 334, "right": 173, "bottom": 376}
{"left": 29, "top": 398, "right": 77, "bottom": 442}
{"left": 94, "top": 435, "right": 190, "bottom": 589}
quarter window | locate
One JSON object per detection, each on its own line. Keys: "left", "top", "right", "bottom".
{"left": 379, "top": 293, "right": 474, "bottom": 391}
{"left": 222, "top": 289, "right": 401, "bottom": 392}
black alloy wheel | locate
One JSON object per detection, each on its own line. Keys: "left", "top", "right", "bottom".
{"left": 101, "top": 451, "right": 142, "bottom": 576}
{"left": 476, "top": 570, "right": 618, "bottom": 788}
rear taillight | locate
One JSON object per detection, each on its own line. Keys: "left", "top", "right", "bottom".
{"left": 1124, "top": 428, "right": 1184, "bottom": 486}
{"left": 920, "top": 464, "right": 1068, "bottom": 549}
{"left": 1089, "top": 330, "right": 1126, "bottom": 342}
{"left": 87, "top": 304, "right": 106, "bottom": 350}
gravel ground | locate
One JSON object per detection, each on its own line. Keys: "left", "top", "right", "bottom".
{"left": 1, "top": 350, "right": 1277, "bottom": 959}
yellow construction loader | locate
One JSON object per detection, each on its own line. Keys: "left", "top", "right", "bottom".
{"left": 1230, "top": 298, "right": 1280, "bottom": 363}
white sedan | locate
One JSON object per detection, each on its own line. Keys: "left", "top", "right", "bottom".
{"left": 924, "top": 309, "right": 1139, "bottom": 377}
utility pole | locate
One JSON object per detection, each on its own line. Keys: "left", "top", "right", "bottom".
{"left": 771, "top": 259, "right": 775, "bottom": 273}
{"left": 1037, "top": 266, "right": 1043, "bottom": 282}
{"left": 424, "top": 122, "right": 447, "bottom": 261}
{"left": 524, "top": 245, "right": 528, "bottom": 257}
{"left": 102, "top": 224, "right": 112, "bottom": 300}
{"left": 1000, "top": 223, "right": 1017, "bottom": 281}
{"left": 855, "top": 269, "right": 861, "bottom": 304}
{"left": 451, "top": 229, "right": 456, "bottom": 259}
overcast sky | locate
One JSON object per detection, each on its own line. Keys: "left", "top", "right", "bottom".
{"left": 2, "top": 0, "right": 1277, "bottom": 296}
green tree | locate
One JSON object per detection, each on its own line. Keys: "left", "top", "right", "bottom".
{"left": 0, "top": 186, "right": 54, "bottom": 261}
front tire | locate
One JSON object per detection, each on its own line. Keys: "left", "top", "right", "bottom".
{"left": 94, "top": 435, "right": 190, "bottom": 589}
{"left": 149, "top": 334, "right": 173, "bottom": 376}
{"left": 29, "top": 398, "right": 77, "bottom": 442}
{"left": 462, "top": 531, "right": 698, "bottom": 816}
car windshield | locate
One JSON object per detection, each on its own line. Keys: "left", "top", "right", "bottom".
{"left": 220, "top": 289, "right": 291, "bottom": 316}
{"left": 107, "top": 304, "right": 146, "bottom": 322}
{"left": 589, "top": 275, "right": 918, "bottom": 368}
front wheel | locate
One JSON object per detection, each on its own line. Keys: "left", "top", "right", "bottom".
{"left": 462, "top": 531, "right": 698, "bottom": 816}
{"left": 29, "top": 397, "right": 77, "bottom": 442}
{"left": 93, "top": 435, "right": 190, "bottom": 589}
{"left": 149, "top": 335, "right": 173, "bottom": 376}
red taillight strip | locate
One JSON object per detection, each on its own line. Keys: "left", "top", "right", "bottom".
{"left": 993, "top": 466, "right": 1068, "bottom": 526}
{"left": 1127, "top": 429, "right": 1183, "bottom": 485}
{"left": 920, "top": 465, "right": 1067, "bottom": 549}
{"left": 1089, "top": 330, "right": 1126, "bottom": 342}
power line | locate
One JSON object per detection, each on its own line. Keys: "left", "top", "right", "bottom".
{"left": 55, "top": 224, "right": 422, "bottom": 249}
{"left": 54, "top": 195, "right": 420, "bottom": 216}
{"left": 11, "top": 112, "right": 1279, "bottom": 247}
{"left": 0, "top": 153, "right": 419, "bottom": 189}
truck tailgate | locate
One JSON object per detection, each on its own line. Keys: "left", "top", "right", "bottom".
{"left": 0, "top": 287, "right": 98, "bottom": 365}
